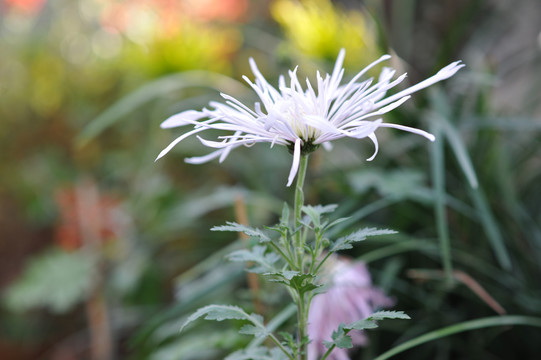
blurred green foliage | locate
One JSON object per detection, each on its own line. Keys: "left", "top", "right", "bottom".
{"left": 1, "top": 0, "right": 541, "bottom": 359}
{"left": 4, "top": 248, "right": 97, "bottom": 314}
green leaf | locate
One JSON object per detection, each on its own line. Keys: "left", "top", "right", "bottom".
{"left": 347, "top": 170, "right": 429, "bottom": 200}
{"left": 225, "top": 347, "right": 289, "bottom": 360}
{"left": 330, "top": 228, "right": 397, "bottom": 252}
{"left": 429, "top": 118, "right": 453, "bottom": 282}
{"left": 324, "top": 324, "right": 353, "bottom": 349}
{"left": 227, "top": 246, "right": 279, "bottom": 273}
{"left": 439, "top": 114, "right": 479, "bottom": 189}
{"left": 239, "top": 324, "right": 270, "bottom": 338}
{"left": 468, "top": 186, "right": 512, "bottom": 270}
{"left": 346, "top": 319, "right": 379, "bottom": 331}
{"left": 374, "top": 315, "right": 541, "bottom": 360}
{"left": 323, "top": 311, "right": 410, "bottom": 352}
{"left": 280, "top": 203, "right": 290, "bottom": 228}
{"left": 76, "top": 71, "right": 246, "bottom": 146}
{"left": 367, "top": 310, "right": 411, "bottom": 321}
{"left": 302, "top": 204, "right": 338, "bottom": 228}
{"left": 265, "top": 272, "right": 319, "bottom": 294}
{"left": 345, "top": 311, "right": 410, "bottom": 332}
{"left": 3, "top": 248, "right": 97, "bottom": 313}
{"left": 265, "top": 270, "right": 299, "bottom": 281}
{"left": 212, "top": 222, "right": 271, "bottom": 242}
{"left": 324, "top": 217, "right": 351, "bottom": 231}
{"left": 180, "top": 305, "right": 266, "bottom": 334}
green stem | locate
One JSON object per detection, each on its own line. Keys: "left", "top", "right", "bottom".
{"left": 294, "top": 155, "right": 309, "bottom": 271}
{"left": 320, "top": 344, "right": 336, "bottom": 360}
{"left": 269, "top": 333, "right": 296, "bottom": 360}
{"left": 292, "top": 154, "right": 309, "bottom": 360}
{"left": 268, "top": 241, "right": 298, "bottom": 270}
{"left": 313, "top": 251, "right": 333, "bottom": 275}
{"left": 296, "top": 292, "right": 307, "bottom": 360}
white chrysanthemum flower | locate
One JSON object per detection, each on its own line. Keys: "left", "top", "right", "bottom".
{"left": 157, "top": 50, "right": 464, "bottom": 186}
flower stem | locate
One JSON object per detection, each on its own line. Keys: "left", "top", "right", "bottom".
{"left": 293, "top": 154, "right": 309, "bottom": 360}
{"left": 294, "top": 155, "right": 309, "bottom": 271}
{"left": 296, "top": 291, "right": 307, "bottom": 360}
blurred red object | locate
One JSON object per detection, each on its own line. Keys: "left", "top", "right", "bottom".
{"left": 4, "top": 0, "right": 46, "bottom": 14}
{"left": 54, "top": 180, "right": 126, "bottom": 251}
{"left": 99, "top": 0, "right": 249, "bottom": 35}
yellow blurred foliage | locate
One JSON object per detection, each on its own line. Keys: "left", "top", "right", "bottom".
{"left": 122, "top": 20, "right": 243, "bottom": 76}
{"left": 271, "top": 0, "right": 381, "bottom": 67}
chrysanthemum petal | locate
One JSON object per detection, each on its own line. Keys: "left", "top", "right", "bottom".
{"left": 185, "top": 149, "right": 229, "bottom": 164}
{"left": 367, "top": 133, "right": 379, "bottom": 161}
{"left": 379, "top": 123, "right": 436, "bottom": 141}
{"left": 155, "top": 127, "right": 208, "bottom": 161}
{"left": 160, "top": 110, "right": 206, "bottom": 129}
{"left": 286, "top": 139, "right": 302, "bottom": 187}
{"left": 376, "top": 61, "right": 465, "bottom": 108}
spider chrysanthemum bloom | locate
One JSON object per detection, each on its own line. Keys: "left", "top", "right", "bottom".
{"left": 157, "top": 50, "right": 464, "bottom": 186}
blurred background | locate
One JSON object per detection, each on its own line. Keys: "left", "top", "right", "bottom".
{"left": 1, "top": 0, "right": 540, "bottom": 359}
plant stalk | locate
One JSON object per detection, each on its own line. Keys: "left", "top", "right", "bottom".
{"left": 293, "top": 154, "right": 309, "bottom": 360}
{"left": 294, "top": 155, "right": 309, "bottom": 271}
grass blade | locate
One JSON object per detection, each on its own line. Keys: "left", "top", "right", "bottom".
{"left": 468, "top": 186, "right": 512, "bottom": 270}
{"left": 429, "top": 119, "right": 453, "bottom": 282}
{"left": 76, "top": 71, "right": 246, "bottom": 146}
{"left": 374, "top": 315, "right": 541, "bottom": 360}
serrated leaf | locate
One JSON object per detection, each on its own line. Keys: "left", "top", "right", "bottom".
{"left": 280, "top": 203, "right": 290, "bottom": 227}
{"left": 324, "top": 324, "right": 353, "bottom": 349}
{"left": 330, "top": 228, "right": 397, "bottom": 252}
{"left": 225, "top": 347, "right": 290, "bottom": 360}
{"left": 212, "top": 222, "right": 271, "bottom": 242}
{"left": 225, "top": 347, "right": 268, "bottom": 360}
{"left": 239, "top": 324, "right": 270, "bottom": 338}
{"left": 345, "top": 311, "right": 410, "bottom": 331}
{"left": 367, "top": 310, "right": 411, "bottom": 321}
{"left": 346, "top": 319, "right": 379, "bottom": 331}
{"left": 227, "top": 246, "right": 279, "bottom": 273}
{"left": 324, "top": 217, "right": 351, "bottom": 230}
{"left": 264, "top": 270, "right": 299, "bottom": 281}
{"left": 289, "top": 273, "right": 319, "bottom": 294}
{"left": 302, "top": 204, "right": 338, "bottom": 228}
{"left": 264, "top": 272, "right": 319, "bottom": 294}
{"left": 180, "top": 305, "right": 265, "bottom": 333}
{"left": 4, "top": 248, "right": 97, "bottom": 313}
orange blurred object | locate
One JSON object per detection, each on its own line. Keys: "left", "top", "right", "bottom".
{"left": 54, "top": 180, "right": 124, "bottom": 251}
{"left": 180, "top": 0, "right": 249, "bottom": 23}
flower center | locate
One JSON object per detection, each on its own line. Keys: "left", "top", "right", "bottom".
{"left": 287, "top": 138, "right": 320, "bottom": 156}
